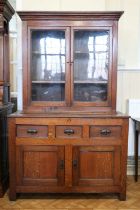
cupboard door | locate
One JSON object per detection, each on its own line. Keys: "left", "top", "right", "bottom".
{"left": 71, "top": 28, "right": 112, "bottom": 106}
{"left": 16, "top": 145, "right": 65, "bottom": 186}
{"left": 29, "top": 27, "right": 71, "bottom": 107}
{"left": 72, "top": 146, "right": 121, "bottom": 186}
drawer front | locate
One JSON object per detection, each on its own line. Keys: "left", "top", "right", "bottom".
{"left": 56, "top": 126, "right": 82, "bottom": 138}
{"left": 17, "top": 125, "right": 48, "bottom": 138}
{"left": 90, "top": 126, "right": 122, "bottom": 138}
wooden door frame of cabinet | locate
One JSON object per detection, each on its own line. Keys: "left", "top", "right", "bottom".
{"left": 70, "top": 26, "right": 113, "bottom": 108}
{"left": 23, "top": 24, "right": 71, "bottom": 109}
{"left": 8, "top": 117, "right": 16, "bottom": 201}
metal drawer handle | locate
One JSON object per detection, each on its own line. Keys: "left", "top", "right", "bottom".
{"left": 64, "top": 129, "right": 74, "bottom": 135}
{"left": 73, "top": 159, "right": 78, "bottom": 168}
{"left": 100, "top": 129, "right": 111, "bottom": 135}
{"left": 60, "top": 160, "right": 65, "bottom": 170}
{"left": 27, "top": 129, "right": 38, "bottom": 134}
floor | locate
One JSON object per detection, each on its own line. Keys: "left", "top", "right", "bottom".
{"left": 0, "top": 176, "right": 140, "bottom": 210}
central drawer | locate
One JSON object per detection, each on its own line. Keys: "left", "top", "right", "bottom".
{"left": 56, "top": 126, "right": 82, "bottom": 138}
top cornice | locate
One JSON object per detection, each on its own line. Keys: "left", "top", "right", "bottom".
{"left": 17, "top": 11, "right": 124, "bottom": 21}
{"left": 0, "top": 0, "right": 15, "bottom": 21}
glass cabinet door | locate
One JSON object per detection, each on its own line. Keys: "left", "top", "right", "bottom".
{"left": 73, "top": 30, "right": 109, "bottom": 103}
{"left": 31, "top": 30, "right": 66, "bottom": 102}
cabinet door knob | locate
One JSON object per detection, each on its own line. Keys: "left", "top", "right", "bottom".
{"left": 64, "top": 129, "right": 74, "bottom": 135}
{"left": 100, "top": 129, "right": 111, "bottom": 135}
{"left": 73, "top": 159, "right": 78, "bottom": 168}
{"left": 27, "top": 129, "right": 38, "bottom": 134}
{"left": 60, "top": 160, "right": 65, "bottom": 170}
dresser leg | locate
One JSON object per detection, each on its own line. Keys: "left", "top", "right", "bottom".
{"left": 135, "top": 130, "right": 139, "bottom": 182}
{"left": 9, "top": 191, "right": 16, "bottom": 201}
{"left": 119, "top": 192, "right": 126, "bottom": 201}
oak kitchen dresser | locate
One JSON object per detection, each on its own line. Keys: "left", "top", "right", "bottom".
{"left": 8, "top": 11, "right": 129, "bottom": 201}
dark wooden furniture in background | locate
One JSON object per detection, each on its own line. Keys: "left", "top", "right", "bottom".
{"left": 133, "top": 118, "right": 140, "bottom": 182}
{"left": 0, "top": 104, "right": 12, "bottom": 197}
{"left": 8, "top": 12, "right": 129, "bottom": 201}
{"left": 0, "top": 0, "right": 15, "bottom": 197}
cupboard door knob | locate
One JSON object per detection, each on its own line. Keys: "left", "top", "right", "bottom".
{"left": 73, "top": 160, "right": 78, "bottom": 168}
{"left": 27, "top": 129, "right": 38, "bottom": 134}
{"left": 64, "top": 129, "right": 74, "bottom": 135}
{"left": 100, "top": 129, "right": 111, "bottom": 136}
{"left": 60, "top": 160, "right": 65, "bottom": 170}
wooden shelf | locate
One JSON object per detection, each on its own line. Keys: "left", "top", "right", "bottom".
{"left": 74, "top": 51, "right": 108, "bottom": 54}
{"left": 32, "top": 81, "right": 65, "bottom": 84}
{"left": 75, "top": 51, "right": 89, "bottom": 54}
{"left": 32, "top": 51, "right": 65, "bottom": 56}
{"left": 74, "top": 80, "right": 107, "bottom": 84}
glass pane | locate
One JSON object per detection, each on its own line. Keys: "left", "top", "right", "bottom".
{"left": 32, "top": 84, "right": 65, "bottom": 101}
{"left": 74, "top": 84, "right": 107, "bottom": 102}
{"left": 74, "top": 30, "right": 109, "bottom": 102}
{"left": 31, "top": 30, "right": 66, "bottom": 101}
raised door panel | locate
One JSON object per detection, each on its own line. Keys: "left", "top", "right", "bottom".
{"left": 72, "top": 146, "right": 121, "bottom": 186}
{"left": 16, "top": 145, "right": 65, "bottom": 186}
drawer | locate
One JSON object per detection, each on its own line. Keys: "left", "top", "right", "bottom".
{"left": 56, "top": 126, "right": 82, "bottom": 138}
{"left": 90, "top": 125, "right": 122, "bottom": 138}
{"left": 17, "top": 125, "right": 48, "bottom": 138}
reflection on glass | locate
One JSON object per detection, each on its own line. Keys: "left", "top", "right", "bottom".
{"left": 32, "top": 84, "right": 65, "bottom": 101}
{"left": 74, "top": 30, "right": 109, "bottom": 102}
{"left": 74, "top": 84, "right": 107, "bottom": 102}
{"left": 31, "top": 30, "right": 66, "bottom": 101}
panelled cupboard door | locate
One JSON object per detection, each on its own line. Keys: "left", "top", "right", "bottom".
{"left": 16, "top": 145, "right": 65, "bottom": 186}
{"left": 72, "top": 146, "right": 121, "bottom": 186}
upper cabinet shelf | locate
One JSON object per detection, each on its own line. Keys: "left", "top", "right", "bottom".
{"left": 32, "top": 51, "right": 65, "bottom": 56}
{"left": 74, "top": 80, "right": 107, "bottom": 84}
{"left": 32, "top": 81, "right": 65, "bottom": 84}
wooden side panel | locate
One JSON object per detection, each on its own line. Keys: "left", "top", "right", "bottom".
{"left": 8, "top": 117, "right": 16, "bottom": 200}
{"left": 119, "top": 118, "right": 129, "bottom": 200}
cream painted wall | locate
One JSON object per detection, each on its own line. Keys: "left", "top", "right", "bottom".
{"left": 19, "top": 0, "right": 106, "bottom": 11}
{"left": 117, "top": 70, "right": 140, "bottom": 113}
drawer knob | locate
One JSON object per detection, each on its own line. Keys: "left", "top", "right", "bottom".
{"left": 100, "top": 129, "right": 111, "bottom": 135}
{"left": 64, "top": 129, "right": 74, "bottom": 135}
{"left": 60, "top": 160, "right": 65, "bottom": 170}
{"left": 27, "top": 129, "right": 38, "bottom": 134}
{"left": 73, "top": 159, "right": 78, "bottom": 168}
